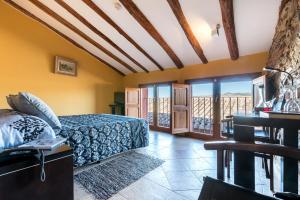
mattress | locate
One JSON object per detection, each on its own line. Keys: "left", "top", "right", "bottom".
{"left": 56, "top": 114, "right": 149, "bottom": 167}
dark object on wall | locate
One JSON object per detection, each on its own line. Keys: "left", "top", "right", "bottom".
{"left": 198, "top": 177, "right": 276, "bottom": 200}
{"left": 110, "top": 92, "right": 125, "bottom": 115}
{"left": 0, "top": 145, "right": 73, "bottom": 200}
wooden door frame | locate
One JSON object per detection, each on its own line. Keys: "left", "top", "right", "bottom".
{"left": 139, "top": 81, "right": 176, "bottom": 133}
{"left": 186, "top": 79, "right": 218, "bottom": 140}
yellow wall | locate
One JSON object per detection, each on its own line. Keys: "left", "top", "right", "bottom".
{"left": 124, "top": 52, "right": 268, "bottom": 87}
{"left": 0, "top": 2, "right": 123, "bottom": 115}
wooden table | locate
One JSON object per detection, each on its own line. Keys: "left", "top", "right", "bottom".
{"left": 233, "top": 114, "right": 299, "bottom": 193}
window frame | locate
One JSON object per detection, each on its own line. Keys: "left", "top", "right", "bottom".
{"left": 185, "top": 72, "right": 261, "bottom": 140}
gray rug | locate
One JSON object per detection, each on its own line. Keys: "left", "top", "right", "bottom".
{"left": 74, "top": 151, "right": 164, "bottom": 200}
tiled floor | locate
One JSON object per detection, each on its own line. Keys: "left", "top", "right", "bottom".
{"left": 75, "top": 131, "right": 273, "bottom": 200}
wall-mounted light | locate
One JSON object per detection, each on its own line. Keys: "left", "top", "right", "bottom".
{"left": 263, "top": 66, "right": 294, "bottom": 86}
{"left": 211, "top": 24, "right": 221, "bottom": 37}
{"left": 114, "top": 1, "right": 122, "bottom": 10}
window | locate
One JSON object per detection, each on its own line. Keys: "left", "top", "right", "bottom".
{"left": 220, "top": 81, "right": 253, "bottom": 120}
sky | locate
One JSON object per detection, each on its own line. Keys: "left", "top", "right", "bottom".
{"left": 147, "top": 81, "right": 252, "bottom": 98}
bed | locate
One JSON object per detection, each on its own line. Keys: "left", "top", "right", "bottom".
{"left": 56, "top": 114, "right": 149, "bottom": 167}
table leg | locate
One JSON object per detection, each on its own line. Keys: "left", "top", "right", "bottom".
{"left": 233, "top": 125, "right": 255, "bottom": 190}
{"left": 283, "top": 128, "right": 298, "bottom": 193}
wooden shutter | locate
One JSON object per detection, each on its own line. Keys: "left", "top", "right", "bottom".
{"left": 171, "top": 83, "right": 191, "bottom": 134}
{"left": 125, "top": 88, "right": 141, "bottom": 118}
{"left": 140, "top": 88, "right": 148, "bottom": 120}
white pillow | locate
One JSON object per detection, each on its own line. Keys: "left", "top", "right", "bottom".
{"left": 0, "top": 110, "right": 56, "bottom": 149}
{"left": 9, "top": 92, "right": 61, "bottom": 129}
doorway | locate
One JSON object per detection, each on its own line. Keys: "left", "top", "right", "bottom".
{"left": 141, "top": 83, "right": 171, "bottom": 132}
{"left": 191, "top": 82, "right": 214, "bottom": 135}
{"left": 186, "top": 73, "right": 259, "bottom": 139}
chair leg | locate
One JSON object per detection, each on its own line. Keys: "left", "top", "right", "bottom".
{"left": 217, "top": 150, "right": 224, "bottom": 181}
{"left": 226, "top": 151, "right": 231, "bottom": 179}
{"left": 264, "top": 157, "right": 270, "bottom": 179}
{"left": 225, "top": 150, "right": 228, "bottom": 167}
{"left": 270, "top": 156, "right": 274, "bottom": 192}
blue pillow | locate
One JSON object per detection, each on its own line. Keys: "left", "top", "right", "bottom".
{"left": 0, "top": 110, "right": 56, "bottom": 149}
{"left": 10, "top": 92, "right": 61, "bottom": 129}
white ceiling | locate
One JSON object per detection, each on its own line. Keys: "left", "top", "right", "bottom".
{"left": 8, "top": 0, "right": 281, "bottom": 75}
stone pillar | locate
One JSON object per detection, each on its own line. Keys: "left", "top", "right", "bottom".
{"left": 267, "top": 0, "right": 300, "bottom": 97}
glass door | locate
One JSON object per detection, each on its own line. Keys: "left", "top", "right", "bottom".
{"left": 220, "top": 80, "right": 253, "bottom": 134}
{"left": 156, "top": 85, "right": 171, "bottom": 130}
{"left": 191, "top": 82, "right": 214, "bottom": 135}
{"left": 140, "top": 83, "right": 171, "bottom": 132}
{"left": 147, "top": 86, "right": 154, "bottom": 126}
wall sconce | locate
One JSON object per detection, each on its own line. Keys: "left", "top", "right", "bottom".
{"left": 211, "top": 24, "right": 221, "bottom": 37}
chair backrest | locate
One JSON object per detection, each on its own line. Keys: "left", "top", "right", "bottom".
{"left": 198, "top": 177, "right": 277, "bottom": 200}
{"left": 204, "top": 141, "right": 300, "bottom": 161}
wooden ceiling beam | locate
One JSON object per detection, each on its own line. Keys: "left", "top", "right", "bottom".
{"left": 4, "top": 0, "right": 125, "bottom": 76}
{"left": 219, "top": 0, "right": 239, "bottom": 60}
{"left": 81, "top": 0, "right": 164, "bottom": 71}
{"left": 55, "top": 0, "right": 149, "bottom": 73}
{"left": 119, "top": 0, "right": 184, "bottom": 69}
{"left": 28, "top": 0, "right": 137, "bottom": 73}
{"left": 167, "top": 0, "right": 208, "bottom": 64}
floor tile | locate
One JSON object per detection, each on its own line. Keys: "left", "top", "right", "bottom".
{"left": 161, "top": 159, "right": 191, "bottom": 172}
{"left": 119, "top": 178, "right": 188, "bottom": 200}
{"left": 174, "top": 190, "right": 201, "bottom": 200}
{"left": 74, "top": 182, "right": 95, "bottom": 200}
{"left": 192, "top": 169, "right": 217, "bottom": 182}
{"left": 108, "top": 194, "right": 128, "bottom": 200}
{"left": 164, "top": 171, "right": 203, "bottom": 190}
{"left": 144, "top": 166, "right": 172, "bottom": 189}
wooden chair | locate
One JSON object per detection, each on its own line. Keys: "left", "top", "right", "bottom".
{"left": 204, "top": 141, "right": 300, "bottom": 199}
{"left": 221, "top": 116, "right": 277, "bottom": 184}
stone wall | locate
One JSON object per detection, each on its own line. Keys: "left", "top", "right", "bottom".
{"left": 267, "top": 0, "right": 300, "bottom": 97}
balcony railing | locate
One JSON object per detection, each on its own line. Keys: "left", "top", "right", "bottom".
{"left": 146, "top": 96, "right": 252, "bottom": 132}
{"left": 147, "top": 97, "right": 170, "bottom": 127}
{"left": 192, "top": 97, "right": 213, "bottom": 134}
{"left": 220, "top": 96, "right": 253, "bottom": 119}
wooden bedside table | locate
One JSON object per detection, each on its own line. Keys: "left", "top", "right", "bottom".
{"left": 0, "top": 145, "right": 73, "bottom": 200}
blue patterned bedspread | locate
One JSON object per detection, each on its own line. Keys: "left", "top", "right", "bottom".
{"left": 56, "top": 114, "right": 149, "bottom": 167}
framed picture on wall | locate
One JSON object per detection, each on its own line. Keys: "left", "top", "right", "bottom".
{"left": 55, "top": 56, "right": 77, "bottom": 76}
